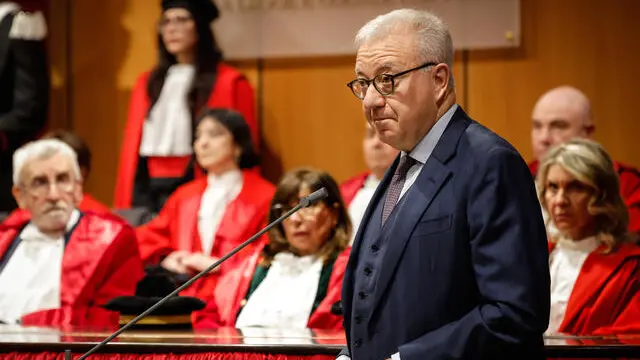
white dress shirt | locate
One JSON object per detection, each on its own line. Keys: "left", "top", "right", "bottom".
{"left": 0, "top": 210, "right": 80, "bottom": 324}
{"left": 235, "top": 252, "right": 323, "bottom": 329}
{"left": 399, "top": 104, "right": 458, "bottom": 201}
{"left": 347, "top": 174, "right": 381, "bottom": 245}
{"left": 139, "top": 64, "right": 195, "bottom": 157}
{"left": 546, "top": 236, "right": 599, "bottom": 334}
{"left": 197, "top": 169, "right": 243, "bottom": 254}
{"left": 339, "top": 104, "right": 458, "bottom": 360}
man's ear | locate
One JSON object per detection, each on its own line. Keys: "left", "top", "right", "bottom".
{"left": 12, "top": 185, "right": 25, "bottom": 209}
{"left": 433, "top": 63, "right": 450, "bottom": 103}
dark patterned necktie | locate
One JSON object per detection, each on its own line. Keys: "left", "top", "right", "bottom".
{"left": 382, "top": 155, "right": 417, "bottom": 225}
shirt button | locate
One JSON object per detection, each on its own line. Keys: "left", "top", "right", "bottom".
{"left": 354, "top": 339, "right": 362, "bottom": 347}
{"left": 358, "top": 291, "right": 367, "bottom": 300}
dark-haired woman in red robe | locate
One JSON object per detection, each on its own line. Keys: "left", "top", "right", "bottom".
{"left": 194, "top": 168, "right": 351, "bottom": 330}
{"left": 136, "top": 108, "right": 273, "bottom": 305}
{"left": 115, "top": 0, "right": 257, "bottom": 212}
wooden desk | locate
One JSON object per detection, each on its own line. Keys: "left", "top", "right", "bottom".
{"left": 0, "top": 325, "right": 639, "bottom": 359}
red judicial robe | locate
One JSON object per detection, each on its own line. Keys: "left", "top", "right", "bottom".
{"left": 114, "top": 63, "right": 257, "bottom": 209}
{"left": 193, "top": 245, "right": 351, "bottom": 330}
{"left": 340, "top": 172, "right": 370, "bottom": 207}
{"left": 548, "top": 242, "right": 640, "bottom": 335}
{"left": 79, "top": 193, "right": 110, "bottom": 214}
{"left": 530, "top": 160, "right": 640, "bottom": 233}
{"left": 0, "top": 210, "right": 144, "bottom": 328}
{"left": 135, "top": 171, "right": 275, "bottom": 302}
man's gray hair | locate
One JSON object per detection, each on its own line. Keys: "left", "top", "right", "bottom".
{"left": 13, "top": 138, "right": 81, "bottom": 185}
{"left": 355, "top": 8, "right": 454, "bottom": 83}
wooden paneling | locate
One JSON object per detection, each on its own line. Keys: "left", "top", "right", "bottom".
{"left": 50, "top": 0, "right": 640, "bottom": 205}
{"left": 68, "top": 0, "right": 141, "bottom": 204}
{"left": 465, "top": 0, "right": 640, "bottom": 164}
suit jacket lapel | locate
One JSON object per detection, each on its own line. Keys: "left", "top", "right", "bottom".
{"left": 366, "top": 108, "right": 471, "bottom": 322}
{"left": 367, "top": 159, "right": 451, "bottom": 322}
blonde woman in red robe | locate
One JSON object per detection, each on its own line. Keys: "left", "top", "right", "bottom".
{"left": 135, "top": 108, "right": 274, "bottom": 305}
{"left": 537, "top": 138, "right": 640, "bottom": 335}
{"left": 115, "top": 0, "right": 257, "bottom": 212}
{"left": 194, "top": 168, "right": 352, "bottom": 330}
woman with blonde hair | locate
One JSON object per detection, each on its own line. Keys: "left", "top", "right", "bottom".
{"left": 537, "top": 138, "right": 640, "bottom": 335}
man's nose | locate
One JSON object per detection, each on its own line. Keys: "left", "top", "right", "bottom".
{"left": 538, "top": 127, "right": 552, "bottom": 144}
{"left": 362, "top": 85, "right": 386, "bottom": 109}
{"left": 46, "top": 183, "right": 62, "bottom": 200}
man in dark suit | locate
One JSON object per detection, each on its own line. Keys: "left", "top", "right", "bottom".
{"left": 0, "top": 1, "right": 49, "bottom": 211}
{"left": 340, "top": 9, "right": 550, "bottom": 360}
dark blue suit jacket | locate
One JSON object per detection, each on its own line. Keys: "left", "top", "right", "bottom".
{"left": 340, "top": 107, "right": 550, "bottom": 360}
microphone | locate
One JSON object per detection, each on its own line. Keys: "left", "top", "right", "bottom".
{"left": 299, "top": 187, "right": 327, "bottom": 208}
{"left": 69, "top": 187, "right": 329, "bottom": 360}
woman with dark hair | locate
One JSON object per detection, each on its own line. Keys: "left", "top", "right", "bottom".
{"left": 115, "top": 0, "right": 257, "bottom": 212}
{"left": 194, "top": 168, "right": 352, "bottom": 330}
{"left": 136, "top": 108, "right": 273, "bottom": 304}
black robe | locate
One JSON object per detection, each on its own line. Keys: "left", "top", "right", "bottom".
{"left": 0, "top": 3, "right": 49, "bottom": 211}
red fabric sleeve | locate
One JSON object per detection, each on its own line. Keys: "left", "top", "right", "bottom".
{"left": 135, "top": 190, "right": 182, "bottom": 264}
{"left": 114, "top": 73, "right": 150, "bottom": 209}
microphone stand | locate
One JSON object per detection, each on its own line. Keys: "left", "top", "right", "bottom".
{"left": 65, "top": 187, "right": 328, "bottom": 360}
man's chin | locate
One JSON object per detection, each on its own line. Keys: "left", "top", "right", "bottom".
{"left": 40, "top": 212, "right": 71, "bottom": 227}
{"left": 377, "top": 131, "right": 398, "bottom": 147}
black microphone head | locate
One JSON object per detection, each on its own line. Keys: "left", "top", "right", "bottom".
{"left": 299, "top": 187, "right": 328, "bottom": 207}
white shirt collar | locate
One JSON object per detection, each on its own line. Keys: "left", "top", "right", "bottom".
{"left": 556, "top": 235, "right": 600, "bottom": 253}
{"left": 206, "top": 169, "right": 243, "bottom": 189}
{"left": 406, "top": 103, "right": 458, "bottom": 164}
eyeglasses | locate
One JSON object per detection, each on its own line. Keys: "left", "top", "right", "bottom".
{"left": 346, "top": 62, "right": 438, "bottom": 100}
{"left": 22, "top": 175, "right": 76, "bottom": 197}
{"left": 272, "top": 202, "right": 327, "bottom": 221}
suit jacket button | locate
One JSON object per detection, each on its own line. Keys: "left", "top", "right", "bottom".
{"left": 364, "top": 267, "right": 372, "bottom": 276}
{"left": 358, "top": 291, "right": 367, "bottom": 299}
{"left": 371, "top": 244, "right": 380, "bottom": 252}
{"left": 354, "top": 339, "right": 362, "bottom": 347}
{"left": 355, "top": 315, "right": 362, "bottom": 324}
